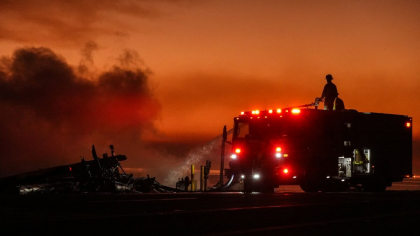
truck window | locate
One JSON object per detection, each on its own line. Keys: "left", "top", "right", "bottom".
{"left": 236, "top": 123, "right": 250, "bottom": 138}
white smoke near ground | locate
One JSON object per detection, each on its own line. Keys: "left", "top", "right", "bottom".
{"left": 163, "top": 128, "right": 233, "bottom": 186}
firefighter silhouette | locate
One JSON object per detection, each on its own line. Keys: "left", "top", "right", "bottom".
{"left": 320, "top": 74, "right": 338, "bottom": 110}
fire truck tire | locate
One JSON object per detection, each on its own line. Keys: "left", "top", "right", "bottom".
{"left": 257, "top": 184, "right": 274, "bottom": 193}
{"left": 362, "top": 182, "right": 387, "bottom": 192}
{"left": 322, "top": 181, "right": 350, "bottom": 192}
{"left": 265, "top": 187, "right": 275, "bottom": 193}
{"left": 243, "top": 179, "right": 253, "bottom": 193}
{"left": 300, "top": 182, "right": 319, "bottom": 192}
{"left": 300, "top": 177, "right": 323, "bottom": 192}
{"left": 252, "top": 178, "right": 275, "bottom": 193}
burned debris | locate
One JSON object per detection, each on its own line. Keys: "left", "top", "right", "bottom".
{"left": 0, "top": 145, "right": 178, "bottom": 194}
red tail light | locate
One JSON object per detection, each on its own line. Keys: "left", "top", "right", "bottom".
{"left": 235, "top": 148, "right": 241, "bottom": 154}
{"left": 283, "top": 168, "right": 289, "bottom": 174}
{"left": 276, "top": 147, "right": 281, "bottom": 152}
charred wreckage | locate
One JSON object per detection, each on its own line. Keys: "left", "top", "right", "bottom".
{"left": 0, "top": 145, "right": 177, "bottom": 194}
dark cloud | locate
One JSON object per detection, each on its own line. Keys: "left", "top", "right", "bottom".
{"left": 0, "top": 0, "right": 162, "bottom": 45}
{"left": 0, "top": 46, "right": 160, "bottom": 177}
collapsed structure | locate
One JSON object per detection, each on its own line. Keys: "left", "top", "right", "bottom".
{"left": 0, "top": 145, "right": 177, "bottom": 194}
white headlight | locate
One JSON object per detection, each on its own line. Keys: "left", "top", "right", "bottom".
{"left": 230, "top": 154, "right": 237, "bottom": 159}
{"left": 253, "top": 174, "right": 260, "bottom": 179}
{"left": 275, "top": 153, "right": 282, "bottom": 158}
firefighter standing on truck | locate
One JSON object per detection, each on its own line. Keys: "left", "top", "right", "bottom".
{"left": 320, "top": 74, "right": 338, "bottom": 110}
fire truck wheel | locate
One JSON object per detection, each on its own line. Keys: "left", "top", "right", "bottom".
{"left": 262, "top": 181, "right": 275, "bottom": 193}
{"left": 322, "top": 181, "right": 350, "bottom": 192}
{"left": 264, "top": 187, "right": 275, "bottom": 193}
{"left": 362, "top": 182, "right": 387, "bottom": 192}
{"left": 300, "top": 183, "right": 319, "bottom": 192}
{"left": 255, "top": 184, "right": 274, "bottom": 193}
{"left": 300, "top": 177, "right": 323, "bottom": 192}
{"left": 243, "top": 179, "right": 253, "bottom": 193}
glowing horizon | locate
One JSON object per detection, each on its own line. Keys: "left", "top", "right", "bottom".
{"left": 1, "top": 1, "right": 419, "bottom": 178}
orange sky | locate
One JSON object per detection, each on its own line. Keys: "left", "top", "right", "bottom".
{"left": 1, "top": 0, "right": 419, "bottom": 179}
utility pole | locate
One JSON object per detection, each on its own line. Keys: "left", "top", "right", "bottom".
{"left": 220, "top": 125, "right": 227, "bottom": 187}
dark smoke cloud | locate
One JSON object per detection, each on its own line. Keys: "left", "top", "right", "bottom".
{"left": 0, "top": 46, "right": 160, "bottom": 177}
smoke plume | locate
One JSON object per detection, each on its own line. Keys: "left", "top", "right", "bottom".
{"left": 0, "top": 46, "right": 160, "bottom": 177}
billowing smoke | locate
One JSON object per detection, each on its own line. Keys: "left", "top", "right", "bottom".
{"left": 0, "top": 46, "right": 160, "bottom": 177}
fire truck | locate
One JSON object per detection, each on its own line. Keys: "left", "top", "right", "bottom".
{"left": 228, "top": 106, "right": 412, "bottom": 193}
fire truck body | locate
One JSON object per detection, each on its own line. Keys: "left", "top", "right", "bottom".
{"left": 228, "top": 108, "right": 412, "bottom": 192}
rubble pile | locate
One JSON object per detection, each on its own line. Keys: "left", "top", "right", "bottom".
{"left": 0, "top": 145, "right": 179, "bottom": 194}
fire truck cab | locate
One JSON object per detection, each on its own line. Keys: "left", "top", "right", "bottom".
{"left": 228, "top": 107, "right": 412, "bottom": 193}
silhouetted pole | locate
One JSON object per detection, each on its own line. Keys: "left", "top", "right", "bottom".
{"left": 204, "top": 160, "right": 211, "bottom": 191}
{"left": 200, "top": 166, "right": 204, "bottom": 191}
{"left": 191, "top": 165, "right": 195, "bottom": 191}
{"left": 220, "top": 125, "right": 227, "bottom": 186}
{"left": 184, "top": 176, "right": 189, "bottom": 191}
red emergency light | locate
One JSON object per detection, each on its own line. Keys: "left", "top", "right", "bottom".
{"left": 238, "top": 107, "right": 293, "bottom": 117}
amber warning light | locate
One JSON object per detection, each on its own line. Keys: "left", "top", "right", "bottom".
{"left": 291, "top": 109, "right": 301, "bottom": 114}
{"left": 406, "top": 122, "right": 411, "bottom": 128}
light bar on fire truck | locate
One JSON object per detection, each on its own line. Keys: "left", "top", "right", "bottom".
{"left": 239, "top": 108, "right": 301, "bottom": 117}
